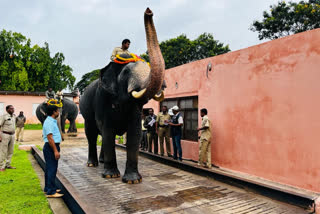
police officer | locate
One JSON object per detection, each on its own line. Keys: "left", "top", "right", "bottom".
{"left": 197, "top": 108, "right": 212, "bottom": 168}
{"left": 156, "top": 106, "right": 171, "bottom": 157}
{"left": 16, "top": 111, "right": 26, "bottom": 142}
{"left": 0, "top": 105, "right": 16, "bottom": 171}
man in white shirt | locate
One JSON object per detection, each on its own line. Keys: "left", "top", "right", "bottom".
{"left": 167, "top": 106, "right": 183, "bottom": 161}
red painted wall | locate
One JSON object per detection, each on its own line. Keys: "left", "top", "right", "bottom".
{"left": 145, "top": 29, "right": 320, "bottom": 193}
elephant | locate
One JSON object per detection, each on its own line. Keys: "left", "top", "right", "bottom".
{"left": 79, "top": 8, "right": 165, "bottom": 184}
{"left": 36, "top": 98, "right": 79, "bottom": 133}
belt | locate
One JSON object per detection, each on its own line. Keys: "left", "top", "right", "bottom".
{"left": 159, "top": 125, "right": 168, "bottom": 128}
{"left": 2, "top": 131, "right": 15, "bottom": 135}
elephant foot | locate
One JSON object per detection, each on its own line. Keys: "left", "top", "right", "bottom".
{"left": 87, "top": 159, "right": 98, "bottom": 167}
{"left": 122, "top": 171, "right": 142, "bottom": 184}
{"left": 102, "top": 168, "right": 120, "bottom": 178}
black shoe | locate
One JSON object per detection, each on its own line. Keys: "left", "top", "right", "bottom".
{"left": 160, "top": 154, "right": 164, "bottom": 157}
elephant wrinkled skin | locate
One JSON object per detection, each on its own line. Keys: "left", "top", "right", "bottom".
{"left": 36, "top": 98, "right": 79, "bottom": 133}
{"left": 79, "top": 8, "right": 165, "bottom": 184}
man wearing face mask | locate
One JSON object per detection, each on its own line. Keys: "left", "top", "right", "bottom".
{"left": 0, "top": 105, "right": 16, "bottom": 171}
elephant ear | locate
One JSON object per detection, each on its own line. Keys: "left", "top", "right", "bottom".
{"left": 100, "top": 63, "right": 112, "bottom": 80}
{"left": 99, "top": 62, "right": 126, "bottom": 97}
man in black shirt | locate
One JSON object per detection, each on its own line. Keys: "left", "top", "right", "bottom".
{"left": 144, "top": 109, "right": 158, "bottom": 154}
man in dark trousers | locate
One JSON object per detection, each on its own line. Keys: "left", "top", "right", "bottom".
{"left": 167, "top": 106, "right": 184, "bottom": 161}
{"left": 144, "top": 108, "right": 158, "bottom": 154}
{"left": 43, "top": 104, "right": 63, "bottom": 198}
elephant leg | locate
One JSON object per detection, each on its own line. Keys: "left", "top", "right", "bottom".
{"left": 102, "top": 129, "right": 120, "bottom": 178}
{"left": 85, "top": 121, "right": 99, "bottom": 167}
{"left": 72, "top": 119, "right": 77, "bottom": 133}
{"left": 68, "top": 119, "right": 77, "bottom": 133}
{"left": 98, "top": 138, "right": 104, "bottom": 163}
{"left": 61, "top": 116, "right": 66, "bottom": 134}
{"left": 122, "top": 106, "right": 142, "bottom": 184}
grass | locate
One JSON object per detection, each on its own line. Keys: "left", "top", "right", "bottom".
{"left": 24, "top": 123, "right": 84, "bottom": 130}
{"left": 97, "top": 135, "right": 124, "bottom": 146}
{"left": 0, "top": 145, "right": 52, "bottom": 214}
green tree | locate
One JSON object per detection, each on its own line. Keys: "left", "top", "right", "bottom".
{"left": 141, "top": 33, "right": 230, "bottom": 69}
{"left": 0, "top": 29, "right": 75, "bottom": 91}
{"left": 74, "top": 69, "right": 100, "bottom": 93}
{"left": 251, "top": 0, "right": 320, "bottom": 40}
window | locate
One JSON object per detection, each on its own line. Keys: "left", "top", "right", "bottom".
{"left": 32, "top": 103, "right": 40, "bottom": 116}
{"left": 161, "top": 96, "right": 198, "bottom": 141}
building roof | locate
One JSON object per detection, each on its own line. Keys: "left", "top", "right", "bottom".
{"left": 0, "top": 91, "right": 78, "bottom": 97}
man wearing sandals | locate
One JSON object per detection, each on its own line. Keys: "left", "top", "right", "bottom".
{"left": 42, "top": 104, "right": 64, "bottom": 198}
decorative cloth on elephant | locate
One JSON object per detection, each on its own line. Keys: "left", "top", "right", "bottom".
{"left": 114, "top": 53, "right": 150, "bottom": 66}
{"left": 47, "top": 99, "right": 63, "bottom": 108}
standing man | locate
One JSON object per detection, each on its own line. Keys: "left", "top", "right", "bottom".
{"left": 167, "top": 106, "right": 183, "bottom": 161}
{"left": 0, "top": 105, "right": 16, "bottom": 171}
{"left": 16, "top": 111, "right": 26, "bottom": 142}
{"left": 144, "top": 108, "right": 158, "bottom": 154}
{"left": 110, "top": 39, "right": 131, "bottom": 61}
{"left": 43, "top": 105, "right": 64, "bottom": 198}
{"left": 197, "top": 108, "right": 212, "bottom": 169}
{"left": 140, "top": 114, "right": 148, "bottom": 151}
{"left": 156, "top": 106, "right": 171, "bottom": 157}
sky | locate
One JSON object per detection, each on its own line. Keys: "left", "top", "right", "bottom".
{"left": 0, "top": 0, "right": 300, "bottom": 86}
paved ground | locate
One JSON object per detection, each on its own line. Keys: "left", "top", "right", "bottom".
{"left": 23, "top": 130, "right": 308, "bottom": 213}
{"left": 21, "top": 128, "right": 88, "bottom": 147}
{"left": 56, "top": 146, "right": 307, "bottom": 214}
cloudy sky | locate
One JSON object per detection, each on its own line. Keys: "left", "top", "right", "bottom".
{"left": 0, "top": 0, "right": 300, "bottom": 85}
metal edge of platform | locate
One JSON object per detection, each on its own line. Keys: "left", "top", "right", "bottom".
{"left": 31, "top": 146, "right": 97, "bottom": 214}
{"left": 116, "top": 144, "right": 318, "bottom": 212}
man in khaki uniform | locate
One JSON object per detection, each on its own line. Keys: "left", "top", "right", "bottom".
{"left": 110, "top": 39, "right": 131, "bottom": 61}
{"left": 156, "top": 106, "right": 171, "bottom": 157}
{"left": 197, "top": 108, "right": 211, "bottom": 169}
{"left": 0, "top": 105, "right": 16, "bottom": 171}
{"left": 16, "top": 111, "right": 26, "bottom": 142}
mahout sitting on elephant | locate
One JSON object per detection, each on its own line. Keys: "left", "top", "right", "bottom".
{"left": 79, "top": 8, "right": 165, "bottom": 184}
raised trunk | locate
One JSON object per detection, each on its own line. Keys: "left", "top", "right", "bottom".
{"left": 144, "top": 8, "right": 165, "bottom": 99}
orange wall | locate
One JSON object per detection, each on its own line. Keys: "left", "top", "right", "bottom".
{"left": 145, "top": 29, "right": 320, "bottom": 193}
{"left": 0, "top": 95, "right": 84, "bottom": 124}
{"left": 0, "top": 95, "right": 45, "bottom": 123}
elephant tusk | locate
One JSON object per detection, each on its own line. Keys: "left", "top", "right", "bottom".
{"left": 153, "top": 91, "right": 164, "bottom": 102}
{"left": 131, "top": 88, "right": 147, "bottom": 99}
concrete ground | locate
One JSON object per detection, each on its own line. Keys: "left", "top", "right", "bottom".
{"left": 22, "top": 129, "right": 308, "bottom": 214}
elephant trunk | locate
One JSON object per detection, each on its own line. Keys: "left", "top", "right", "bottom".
{"left": 144, "top": 8, "right": 165, "bottom": 99}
